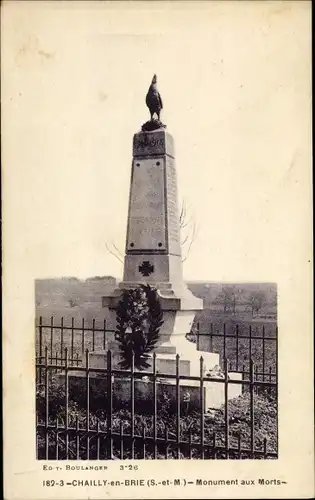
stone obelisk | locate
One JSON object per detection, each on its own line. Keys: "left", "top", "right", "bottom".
{"left": 101, "top": 75, "right": 219, "bottom": 374}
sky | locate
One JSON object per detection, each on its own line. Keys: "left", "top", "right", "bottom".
{"left": 3, "top": 1, "right": 311, "bottom": 283}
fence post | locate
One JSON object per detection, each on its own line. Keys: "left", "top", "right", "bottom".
{"left": 275, "top": 325, "right": 278, "bottom": 384}
{"left": 71, "top": 317, "right": 74, "bottom": 361}
{"left": 196, "top": 322, "right": 200, "bottom": 351}
{"left": 36, "top": 416, "right": 39, "bottom": 460}
{"left": 142, "top": 426, "right": 146, "bottom": 459}
{"left": 263, "top": 437, "right": 267, "bottom": 458}
{"left": 199, "top": 356, "right": 204, "bottom": 459}
{"left": 55, "top": 418, "right": 59, "bottom": 460}
{"left": 60, "top": 317, "right": 64, "bottom": 359}
{"left": 243, "top": 363, "right": 247, "bottom": 394}
{"left": 188, "top": 428, "right": 192, "bottom": 459}
{"left": 120, "top": 421, "right": 124, "bottom": 459}
{"left": 50, "top": 316, "right": 54, "bottom": 363}
{"left": 85, "top": 349, "right": 90, "bottom": 459}
{"left": 76, "top": 416, "right": 80, "bottom": 459}
{"left": 213, "top": 432, "right": 217, "bottom": 459}
{"left": 235, "top": 324, "right": 239, "bottom": 371}
{"left": 224, "top": 358, "right": 229, "bottom": 459}
{"left": 96, "top": 420, "right": 101, "bottom": 459}
{"left": 81, "top": 318, "right": 85, "bottom": 355}
{"left": 176, "top": 354, "right": 181, "bottom": 459}
{"left": 164, "top": 426, "right": 168, "bottom": 459}
{"left": 275, "top": 325, "right": 279, "bottom": 456}
{"left": 250, "top": 359, "right": 255, "bottom": 457}
{"left": 249, "top": 325, "right": 252, "bottom": 372}
{"left": 103, "top": 319, "right": 106, "bottom": 350}
{"left": 107, "top": 350, "right": 113, "bottom": 459}
{"left": 210, "top": 323, "right": 213, "bottom": 352}
{"left": 262, "top": 325, "right": 265, "bottom": 379}
{"left": 92, "top": 318, "right": 95, "bottom": 351}
{"left": 237, "top": 432, "right": 241, "bottom": 459}
{"left": 130, "top": 352, "right": 135, "bottom": 459}
{"left": 38, "top": 316, "right": 43, "bottom": 383}
{"left": 153, "top": 352, "right": 157, "bottom": 459}
{"left": 54, "top": 350, "right": 58, "bottom": 375}
{"left": 44, "top": 347, "right": 49, "bottom": 459}
{"left": 223, "top": 324, "right": 226, "bottom": 361}
{"left": 65, "top": 348, "right": 69, "bottom": 459}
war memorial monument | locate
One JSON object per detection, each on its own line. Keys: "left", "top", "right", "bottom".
{"left": 88, "top": 75, "right": 242, "bottom": 406}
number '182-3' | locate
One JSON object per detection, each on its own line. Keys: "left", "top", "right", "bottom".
{"left": 43, "top": 480, "right": 64, "bottom": 487}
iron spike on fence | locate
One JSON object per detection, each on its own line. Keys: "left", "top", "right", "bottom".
{"left": 175, "top": 354, "right": 181, "bottom": 459}
{"left": 153, "top": 352, "right": 157, "bottom": 459}
{"left": 224, "top": 357, "right": 229, "bottom": 458}
{"left": 199, "top": 356, "right": 204, "bottom": 459}
{"left": 130, "top": 351, "right": 135, "bottom": 460}
{"left": 120, "top": 421, "right": 124, "bottom": 460}
{"left": 76, "top": 416, "right": 80, "bottom": 460}
{"left": 71, "top": 317, "right": 74, "bottom": 361}
{"left": 106, "top": 350, "right": 113, "bottom": 459}
{"left": 249, "top": 359, "right": 255, "bottom": 455}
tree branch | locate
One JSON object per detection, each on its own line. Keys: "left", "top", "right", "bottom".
{"left": 179, "top": 199, "right": 187, "bottom": 229}
{"left": 182, "top": 221, "right": 197, "bottom": 263}
{"left": 105, "top": 242, "right": 124, "bottom": 264}
{"left": 112, "top": 242, "right": 124, "bottom": 258}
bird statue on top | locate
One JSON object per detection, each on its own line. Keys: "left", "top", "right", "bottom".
{"left": 142, "top": 74, "right": 166, "bottom": 132}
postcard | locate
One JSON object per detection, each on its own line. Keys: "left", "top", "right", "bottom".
{"left": 2, "top": 1, "right": 313, "bottom": 499}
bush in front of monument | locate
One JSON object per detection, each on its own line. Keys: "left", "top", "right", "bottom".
{"left": 115, "top": 285, "right": 164, "bottom": 370}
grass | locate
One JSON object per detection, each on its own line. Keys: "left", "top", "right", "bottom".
{"left": 36, "top": 374, "right": 277, "bottom": 460}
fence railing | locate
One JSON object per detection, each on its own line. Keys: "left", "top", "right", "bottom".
{"left": 36, "top": 316, "right": 277, "bottom": 381}
{"left": 36, "top": 316, "right": 115, "bottom": 362}
{"left": 36, "top": 349, "right": 278, "bottom": 460}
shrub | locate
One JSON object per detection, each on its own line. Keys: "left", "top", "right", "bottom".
{"left": 36, "top": 372, "right": 277, "bottom": 460}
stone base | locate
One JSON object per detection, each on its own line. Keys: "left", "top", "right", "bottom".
{"left": 159, "top": 373, "right": 243, "bottom": 409}
{"left": 97, "top": 276, "right": 233, "bottom": 401}
{"left": 102, "top": 282, "right": 203, "bottom": 347}
{"left": 68, "top": 368, "right": 242, "bottom": 410}
{"left": 89, "top": 346, "right": 219, "bottom": 378}
{"left": 99, "top": 281, "right": 218, "bottom": 376}
{"left": 102, "top": 280, "right": 202, "bottom": 311}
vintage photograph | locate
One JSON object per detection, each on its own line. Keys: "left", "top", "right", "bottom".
{"left": 3, "top": 1, "right": 312, "bottom": 498}
{"left": 35, "top": 73, "right": 278, "bottom": 460}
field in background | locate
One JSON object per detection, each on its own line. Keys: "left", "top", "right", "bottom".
{"left": 36, "top": 277, "right": 277, "bottom": 330}
{"left": 35, "top": 277, "right": 277, "bottom": 375}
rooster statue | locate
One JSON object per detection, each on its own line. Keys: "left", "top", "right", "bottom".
{"left": 146, "top": 74, "right": 163, "bottom": 121}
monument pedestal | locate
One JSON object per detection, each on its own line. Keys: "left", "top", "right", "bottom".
{"left": 98, "top": 282, "right": 220, "bottom": 377}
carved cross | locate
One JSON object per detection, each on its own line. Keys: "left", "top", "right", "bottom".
{"left": 138, "top": 261, "right": 154, "bottom": 277}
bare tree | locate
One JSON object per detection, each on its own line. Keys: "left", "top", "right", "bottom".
{"left": 215, "top": 285, "right": 237, "bottom": 314}
{"left": 68, "top": 297, "right": 79, "bottom": 308}
{"left": 179, "top": 199, "right": 197, "bottom": 263}
{"left": 105, "top": 241, "right": 124, "bottom": 264}
{"left": 249, "top": 290, "right": 266, "bottom": 317}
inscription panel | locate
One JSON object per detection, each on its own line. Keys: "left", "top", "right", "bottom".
{"left": 127, "top": 158, "right": 167, "bottom": 252}
{"left": 166, "top": 156, "right": 181, "bottom": 256}
{"left": 133, "top": 130, "right": 174, "bottom": 157}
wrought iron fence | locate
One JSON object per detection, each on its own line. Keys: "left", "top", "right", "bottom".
{"left": 36, "top": 316, "right": 277, "bottom": 383}
{"left": 36, "top": 316, "right": 114, "bottom": 363}
{"left": 194, "top": 322, "right": 277, "bottom": 382}
{"left": 35, "top": 317, "right": 278, "bottom": 460}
